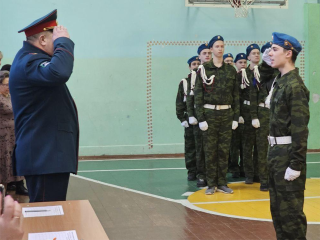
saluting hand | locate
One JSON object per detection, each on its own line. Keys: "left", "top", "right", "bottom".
{"left": 53, "top": 25, "right": 70, "bottom": 42}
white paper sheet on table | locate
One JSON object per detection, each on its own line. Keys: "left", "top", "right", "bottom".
{"left": 22, "top": 205, "right": 64, "bottom": 218}
{"left": 28, "top": 230, "right": 78, "bottom": 240}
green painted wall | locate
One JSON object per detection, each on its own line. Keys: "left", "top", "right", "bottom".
{"left": 0, "top": 0, "right": 318, "bottom": 155}
{"left": 304, "top": 3, "right": 320, "bottom": 150}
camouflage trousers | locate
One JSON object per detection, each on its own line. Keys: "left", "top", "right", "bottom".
{"left": 184, "top": 125, "right": 197, "bottom": 174}
{"left": 255, "top": 106, "right": 270, "bottom": 185}
{"left": 242, "top": 105, "right": 258, "bottom": 178}
{"left": 268, "top": 144, "right": 307, "bottom": 240}
{"left": 229, "top": 123, "right": 244, "bottom": 174}
{"left": 193, "top": 124, "right": 206, "bottom": 179}
{"left": 202, "top": 108, "right": 233, "bottom": 187}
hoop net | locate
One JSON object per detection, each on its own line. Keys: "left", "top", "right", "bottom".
{"left": 229, "top": 0, "right": 255, "bottom": 18}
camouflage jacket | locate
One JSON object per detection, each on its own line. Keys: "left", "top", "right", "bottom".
{"left": 270, "top": 68, "right": 310, "bottom": 171}
{"left": 175, "top": 75, "right": 190, "bottom": 123}
{"left": 194, "top": 60, "right": 239, "bottom": 122}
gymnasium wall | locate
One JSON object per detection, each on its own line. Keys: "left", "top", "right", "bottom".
{"left": 0, "top": 0, "right": 319, "bottom": 155}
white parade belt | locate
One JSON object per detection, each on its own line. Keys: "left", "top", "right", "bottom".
{"left": 204, "top": 104, "right": 231, "bottom": 110}
{"left": 259, "top": 103, "right": 270, "bottom": 109}
{"left": 268, "top": 136, "right": 292, "bottom": 147}
{"left": 243, "top": 100, "right": 250, "bottom": 105}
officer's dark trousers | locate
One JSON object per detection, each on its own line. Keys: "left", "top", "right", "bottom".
{"left": 203, "top": 108, "right": 233, "bottom": 187}
{"left": 268, "top": 145, "right": 307, "bottom": 240}
{"left": 25, "top": 173, "right": 70, "bottom": 203}
{"left": 184, "top": 125, "right": 197, "bottom": 174}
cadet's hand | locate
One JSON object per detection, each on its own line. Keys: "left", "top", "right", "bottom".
{"left": 0, "top": 195, "right": 24, "bottom": 240}
{"left": 189, "top": 117, "right": 198, "bottom": 125}
{"left": 232, "top": 121, "right": 238, "bottom": 130}
{"left": 181, "top": 121, "right": 189, "bottom": 128}
{"left": 239, "top": 116, "right": 244, "bottom": 124}
{"left": 252, "top": 119, "right": 260, "bottom": 128}
{"left": 262, "top": 48, "right": 272, "bottom": 66}
{"left": 52, "top": 25, "right": 70, "bottom": 42}
{"left": 199, "top": 121, "right": 208, "bottom": 131}
{"left": 284, "top": 167, "right": 301, "bottom": 181}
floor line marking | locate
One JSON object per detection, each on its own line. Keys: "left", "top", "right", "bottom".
{"left": 181, "top": 192, "right": 194, "bottom": 197}
{"left": 72, "top": 175, "right": 320, "bottom": 224}
{"left": 191, "top": 196, "right": 320, "bottom": 205}
{"left": 178, "top": 199, "right": 273, "bottom": 222}
{"left": 178, "top": 200, "right": 320, "bottom": 224}
{"left": 78, "top": 158, "right": 320, "bottom": 163}
{"left": 79, "top": 143, "right": 184, "bottom": 148}
{"left": 71, "top": 175, "right": 180, "bottom": 203}
{"left": 80, "top": 158, "right": 184, "bottom": 162}
{"left": 78, "top": 168, "right": 186, "bottom": 173}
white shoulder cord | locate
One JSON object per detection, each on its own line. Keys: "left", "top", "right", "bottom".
{"left": 198, "top": 65, "right": 215, "bottom": 86}
{"left": 240, "top": 68, "right": 250, "bottom": 89}
{"left": 189, "top": 70, "right": 197, "bottom": 96}
{"left": 253, "top": 65, "right": 261, "bottom": 83}
{"left": 182, "top": 79, "right": 188, "bottom": 102}
{"left": 265, "top": 76, "right": 277, "bottom": 108}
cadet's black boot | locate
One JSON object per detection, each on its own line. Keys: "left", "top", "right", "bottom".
{"left": 15, "top": 180, "right": 29, "bottom": 196}
{"left": 245, "top": 177, "right": 253, "bottom": 184}
{"left": 260, "top": 184, "right": 268, "bottom": 191}
{"left": 6, "top": 182, "right": 16, "bottom": 191}
{"left": 187, "top": 172, "right": 197, "bottom": 181}
{"left": 197, "top": 179, "right": 207, "bottom": 187}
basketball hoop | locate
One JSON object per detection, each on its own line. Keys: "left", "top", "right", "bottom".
{"left": 229, "top": 0, "right": 255, "bottom": 18}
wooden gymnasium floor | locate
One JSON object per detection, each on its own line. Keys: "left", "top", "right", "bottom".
{"left": 12, "top": 153, "right": 320, "bottom": 240}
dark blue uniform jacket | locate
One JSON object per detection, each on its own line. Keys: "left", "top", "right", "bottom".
{"left": 9, "top": 37, "right": 79, "bottom": 176}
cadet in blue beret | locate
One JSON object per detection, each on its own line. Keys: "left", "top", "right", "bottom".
{"left": 197, "top": 43, "right": 212, "bottom": 64}
{"left": 187, "top": 56, "right": 200, "bottom": 67}
{"left": 193, "top": 35, "right": 239, "bottom": 195}
{"left": 223, "top": 53, "right": 234, "bottom": 66}
{"left": 228, "top": 53, "right": 247, "bottom": 179}
{"left": 241, "top": 43, "right": 263, "bottom": 187}
{"left": 234, "top": 53, "right": 247, "bottom": 72}
{"left": 9, "top": 9, "right": 79, "bottom": 202}
{"left": 266, "top": 32, "right": 308, "bottom": 240}
{"left": 261, "top": 41, "right": 272, "bottom": 54}
{"left": 186, "top": 44, "right": 211, "bottom": 188}
{"left": 176, "top": 56, "right": 200, "bottom": 182}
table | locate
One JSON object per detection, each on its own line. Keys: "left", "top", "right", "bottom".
{"left": 21, "top": 200, "right": 109, "bottom": 240}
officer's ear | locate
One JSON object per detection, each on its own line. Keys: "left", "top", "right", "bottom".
{"left": 38, "top": 34, "right": 47, "bottom": 46}
{"left": 39, "top": 31, "right": 53, "bottom": 46}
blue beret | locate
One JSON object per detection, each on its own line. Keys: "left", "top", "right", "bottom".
{"left": 223, "top": 53, "right": 233, "bottom": 60}
{"left": 272, "top": 32, "right": 302, "bottom": 54}
{"left": 18, "top": 9, "right": 57, "bottom": 37}
{"left": 208, "top": 35, "right": 224, "bottom": 48}
{"left": 261, "top": 41, "right": 273, "bottom": 53}
{"left": 246, "top": 44, "right": 260, "bottom": 58}
{"left": 234, "top": 53, "right": 247, "bottom": 63}
{"left": 187, "top": 56, "right": 200, "bottom": 65}
{"left": 197, "top": 43, "right": 210, "bottom": 55}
